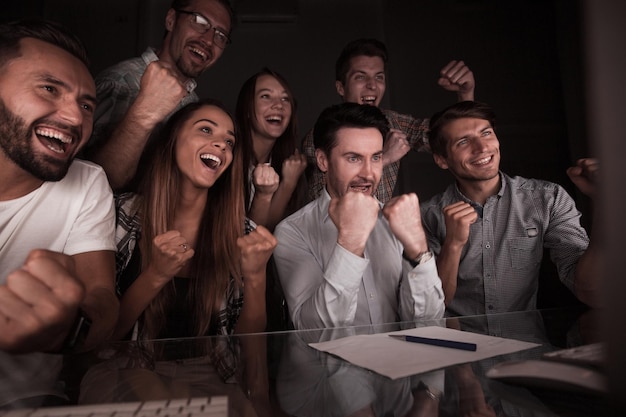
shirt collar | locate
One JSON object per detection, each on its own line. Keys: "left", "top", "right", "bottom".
{"left": 141, "top": 47, "right": 197, "bottom": 94}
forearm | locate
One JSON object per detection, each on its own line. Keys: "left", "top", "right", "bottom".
{"left": 266, "top": 179, "right": 300, "bottom": 231}
{"left": 435, "top": 240, "right": 464, "bottom": 305}
{"left": 292, "top": 245, "right": 365, "bottom": 329}
{"left": 574, "top": 240, "right": 600, "bottom": 307}
{"left": 81, "top": 287, "right": 120, "bottom": 349}
{"left": 247, "top": 193, "right": 273, "bottom": 228}
{"left": 399, "top": 257, "right": 445, "bottom": 321}
{"left": 91, "top": 116, "right": 157, "bottom": 190}
{"left": 235, "top": 273, "right": 267, "bottom": 334}
{"left": 113, "top": 271, "right": 169, "bottom": 339}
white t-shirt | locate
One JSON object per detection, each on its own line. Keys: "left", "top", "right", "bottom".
{"left": 0, "top": 159, "right": 116, "bottom": 283}
{"left": 0, "top": 159, "right": 115, "bottom": 406}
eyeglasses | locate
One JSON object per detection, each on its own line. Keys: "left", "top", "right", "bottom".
{"left": 175, "top": 9, "right": 231, "bottom": 48}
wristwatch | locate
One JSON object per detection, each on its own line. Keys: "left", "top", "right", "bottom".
{"left": 403, "top": 250, "right": 433, "bottom": 268}
{"left": 61, "top": 310, "right": 92, "bottom": 354}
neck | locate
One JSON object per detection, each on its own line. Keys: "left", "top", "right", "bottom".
{"left": 457, "top": 175, "right": 501, "bottom": 206}
{"left": 251, "top": 131, "right": 276, "bottom": 164}
{"left": 0, "top": 155, "right": 44, "bottom": 201}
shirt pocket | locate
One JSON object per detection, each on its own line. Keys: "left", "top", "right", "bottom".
{"left": 508, "top": 237, "right": 541, "bottom": 270}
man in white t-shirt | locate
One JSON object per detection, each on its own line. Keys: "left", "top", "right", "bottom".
{"left": 0, "top": 19, "right": 118, "bottom": 356}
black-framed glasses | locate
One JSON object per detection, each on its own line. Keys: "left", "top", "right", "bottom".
{"left": 175, "top": 9, "right": 231, "bottom": 48}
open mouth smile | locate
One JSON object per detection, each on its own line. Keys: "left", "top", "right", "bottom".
{"left": 35, "top": 127, "right": 73, "bottom": 154}
{"left": 200, "top": 153, "right": 222, "bottom": 169}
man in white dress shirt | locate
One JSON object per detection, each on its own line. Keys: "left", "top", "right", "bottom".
{"left": 273, "top": 102, "right": 444, "bottom": 330}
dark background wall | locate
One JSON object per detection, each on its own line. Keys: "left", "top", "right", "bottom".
{"left": 3, "top": 0, "right": 588, "bottom": 201}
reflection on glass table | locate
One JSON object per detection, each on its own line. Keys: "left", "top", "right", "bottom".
{"left": 0, "top": 307, "right": 614, "bottom": 417}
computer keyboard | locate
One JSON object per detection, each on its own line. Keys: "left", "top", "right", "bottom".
{"left": 0, "top": 396, "right": 228, "bottom": 417}
{"left": 542, "top": 342, "right": 605, "bottom": 369}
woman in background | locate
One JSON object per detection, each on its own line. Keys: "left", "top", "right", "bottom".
{"left": 236, "top": 68, "right": 307, "bottom": 231}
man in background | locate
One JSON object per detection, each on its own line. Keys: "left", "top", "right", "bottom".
{"left": 83, "top": 0, "right": 234, "bottom": 190}
{"left": 302, "top": 38, "right": 475, "bottom": 203}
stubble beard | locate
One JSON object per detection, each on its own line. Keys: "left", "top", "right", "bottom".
{"left": 0, "top": 100, "right": 71, "bottom": 182}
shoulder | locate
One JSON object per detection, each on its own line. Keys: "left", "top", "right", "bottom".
{"left": 275, "top": 199, "right": 319, "bottom": 237}
{"left": 95, "top": 55, "right": 147, "bottom": 86}
{"left": 506, "top": 174, "right": 563, "bottom": 195}
{"left": 421, "top": 185, "right": 455, "bottom": 212}
{"left": 62, "top": 160, "right": 111, "bottom": 189}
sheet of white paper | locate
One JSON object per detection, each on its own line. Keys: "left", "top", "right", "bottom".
{"left": 309, "top": 326, "right": 540, "bottom": 380}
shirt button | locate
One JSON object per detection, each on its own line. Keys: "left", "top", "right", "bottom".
{"left": 488, "top": 305, "right": 494, "bottom": 310}
{"left": 369, "top": 293, "right": 374, "bottom": 299}
{"left": 485, "top": 243, "right": 491, "bottom": 249}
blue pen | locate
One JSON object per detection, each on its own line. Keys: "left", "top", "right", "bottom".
{"left": 389, "top": 334, "right": 477, "bottom": 351}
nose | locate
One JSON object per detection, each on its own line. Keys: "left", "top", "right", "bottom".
{"left": 365, "top": 76, "right": 377, "bottom": 90}
{"left": 57, "top": 97, "right": 83, "bottom": 126}
{"left": 200, "top": 28, "right": 215, "bottom": 45}
{"left": 213, "top": 138, "right": 227, "bottom": 150}
{"left": 271, "top": 98, "right": 284, "bottom": 109}
{"left": 359, "top": 158, "right": 375, "bottom": 179}
{"left": 471, "top": 137, "right": 489, "bottom": 153}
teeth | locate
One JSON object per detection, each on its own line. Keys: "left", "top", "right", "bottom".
{"left": 200, "top": 153, "right": 221, "bottom": 169}
{"left": 473, "top": 156, "right": 491, "bottom": 165}
{"left": 190, "top": 47, "right": 207, "bottom": 60}
{"left": 266, "top": 115, "right": 283, "bottom": 122}
{"left": 35, "top": 127, "right": 72, "bottom": 144}
{"left": 361, "top": 96, "right": 376, "bottom": 104}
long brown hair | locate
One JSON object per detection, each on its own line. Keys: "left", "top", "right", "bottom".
{"left": 137, "top": 99, "right": 245, "bottom": 339}
{"left": 235, "top": 67, "right": 305, "bottom": 214}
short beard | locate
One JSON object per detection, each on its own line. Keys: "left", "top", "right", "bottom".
{"left": 0, "top": 100, "right": 71, "bottom": 182}
{"left": 176, "top": 56, "right": 203, "bottom": 79}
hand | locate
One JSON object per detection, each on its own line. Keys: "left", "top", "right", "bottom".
{"left": 383, "top": 129, "right": 410, "bottom": 165}
{"left": 442, "top": 201, "right": 478, "bottom": 248}
{"left": 238, "top": 225, "right": 277, "bottom": 286}
{"left": 134, "top": 61, "right": 189, "bottom": 126}
{"left": 566, "top": 158, "right": 599, "bottom": 198}
{"left": 329, "top": 192, "right": 379, "bottom": 256}
{"left": 383, "top": 193, "right": 428, "bottom": 258}
{"left": 438, "top": 60, "right": 475, "bottom": 101}
{"left": 281, "top": 150, "right": 307, "bottom": 186}
{"left": 0, "top": 250, "right": 84, "bottom": 353}
{"left": 146, "top": 230, "right": 195, "bottom": 283}
{"left": 252, "top": 164, "right": 280, "bottom": 195}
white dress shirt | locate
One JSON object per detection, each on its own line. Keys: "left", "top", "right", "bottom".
{"left": 274, "top": 190, "right": 444, "bottom": 329}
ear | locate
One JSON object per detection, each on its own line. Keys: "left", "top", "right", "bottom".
{"left": 165, "top": 9, "right": 176, "bottom": 32}
{"left": 315, "top": 149, "right": 329, "bottom": 173}
{"left": 433, "top": 153, "right": 449, "bottom": 170}
{"left": 335, "top": 81, "right": 345, "bottom": 98}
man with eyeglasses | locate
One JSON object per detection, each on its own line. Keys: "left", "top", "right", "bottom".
{"left": 83, "top": 0, "right": 234, "bottom": 191}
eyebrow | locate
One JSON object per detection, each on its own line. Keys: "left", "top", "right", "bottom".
{"left": 36, "top": 73, "right": 98, "bottom": 105}
{"left": 195, "top": 118, "right": 236, "bottom": 138}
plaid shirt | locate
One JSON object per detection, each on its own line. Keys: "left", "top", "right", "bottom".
{"left": 114, "top": 193, "right": 255, "bottom": 381}
{"left": 302, "top": 108, "right": 430, "bottom": 204}
{"left": 83, "top": 47, "right": 198, "bottom": 155}
{"left": 421, "top": 173, "right": 590, "bottom": 316}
